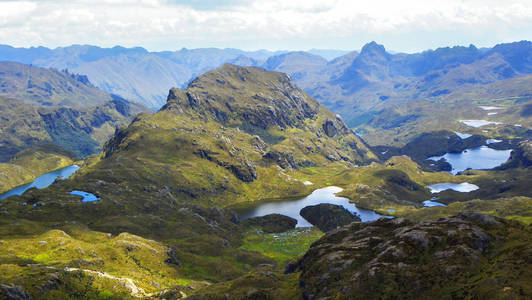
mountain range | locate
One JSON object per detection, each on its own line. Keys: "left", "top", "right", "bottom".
{"left": 2, "top": 41, "right": 531, "bottom": 147}
{"left": 256, "top": 41, "right": 532, "bottom": 145}
{"left": 0, "top": 62, "right": 530, "bottom": 299}
{"left": 0, "top": 45, "right": 288, "bottom": 108}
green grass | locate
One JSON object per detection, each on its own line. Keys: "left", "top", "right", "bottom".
{"left": 239, "top": 227, "right": 324, "bottom": 264}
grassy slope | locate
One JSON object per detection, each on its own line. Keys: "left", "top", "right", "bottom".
{"left": 66, "top": 64, "right": 376, "bottom": 208}
{"left": 0, "top": 61, "right": 112, "bottom": 108}
{"left": 0, "top": 64, "right": 531, "bottom": 298}
{"left": 0, "top": 94, "right": 149, "bottom": 160}
{"left": 0, "top": 145, "right": 74, "bottom": 194}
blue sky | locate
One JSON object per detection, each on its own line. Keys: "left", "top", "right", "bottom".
{"left": 0, "top": 0, "right": 531, "bottom": 52}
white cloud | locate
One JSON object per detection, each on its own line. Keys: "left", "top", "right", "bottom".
{"left": 0, "top": 0, "right": 531, "bottom": 51}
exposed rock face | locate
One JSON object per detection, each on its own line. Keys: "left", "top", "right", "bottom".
{"left": 195, "top": 148, "right": 258, "bottom": 182}
{"left": 0, "top": 284, "right": 31, "bottom": 300}
{"left": 322, "top": 120, "right": 338, "bottom": 137}
{"left": 293, "top": 213, "right": 532, "bottom": 299}
{"left": 262, "top": 150, "right": 297, "bottom": 169}
{"left": 499, "top": 140, "right": 532, "bottom": 169}
{"left": 242, "top": 214, "right": 297, "bottom": 233}
{"left": 165, "top": 246, "right": 180, "bottom": 266}
{"left": 299, "top": 204, "right": 360, "bottom": 232}
{"left": 163, "top": 64, "right": 320, "bottom": 130}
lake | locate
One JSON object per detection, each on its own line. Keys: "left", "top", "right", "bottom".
{"left": 454, "top": 132, "right": 472, "bottom": 139}
{"left": 428, "top": 182, "right": 479, "bottom": 193}
{"left": 0, "top": 165, "right": 80, "bottom": 200}
{"left": 236, "top": 186, "right": 391, "bottom": 227}
{"left": 460, "top": 119, "right": 502, "bottom": 127}
{"left": 428, "top": 146, "right": 512, "bottom": 175}
{"left": 70, "top": 190, "right": 100, "bottom": 202}
{"left": 423, "top": 199, "right": 446, "bottom": 207}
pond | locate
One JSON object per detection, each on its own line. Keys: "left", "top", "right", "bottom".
{"left": 236, "top": 186, "right": 391, "bottom": 227}
{"left": 428, "top": 182, "right": 479, "bottom": 193}
{"left": 428, "top": 146, "right": 512, "bottom": 175}
{"left": 0, "top": 165, "right": 80, "bottom": 200}
{"left": 454, "top": 132, "right": 472, "bottom": 139}
{"left": 423, "top": 199, "right": 446, "bottom": 207}
{"left": 460, "top": 120, "right": 502, "bottom": 127}
{"left": 478, "top": 106, "right": 502, "bottom": 111}
{"left": 70, "top": 190, "right": 100, "bottom": 202}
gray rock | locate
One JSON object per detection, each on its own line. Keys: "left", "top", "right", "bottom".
{"left": 300, "top": 203, "right": 360, "bottom": 232}
{"left": 0, "top": 284, "right": 31, "bottom": 300}
{"left": 322, "top": 120, "right": 338, "bottom": 137}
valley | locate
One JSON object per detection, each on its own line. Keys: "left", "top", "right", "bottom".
{"left": 0, "top": 46, "right": 531, "bottom": 299}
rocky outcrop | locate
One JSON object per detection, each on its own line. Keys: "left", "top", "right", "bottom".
{"left": 292, "top": 213, "right": 532, "bottom": 299}
{"left": 299, "top": 204, "right": 359, "bottom": 232}
{"left": 195, "top": 148, "right": 257, "bottom": 182}
{"left": 0, "top": 284, "right": 31, "bottom": 300}
{"left": 322, "top": 120, "right": 338, "bottom": 137}
{"left": 498, "top": 140, "right": 532, "bottom": 169}
{"left": 164, "top": 64, "right": 321, "bottom": 130}
{"left": 242, "top": 214, "right": 297, "bottom": 233}
{"left": 165, "top": 246, "right": 180, "bottom": 266}
{"left": 262, "top": 150, "right": 297, "bottom": 169}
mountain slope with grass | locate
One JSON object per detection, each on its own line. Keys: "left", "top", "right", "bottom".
{"left": 0, "top": 62, "right": 150, "bottom": 161}
{"left": 0, "top": 63, "right": 531, "bottom": 299}
{"left": 0, "top": 145, "right": 75, "bottom": 194}
{"left": 74, "top": 64, "right": 376, "bottom": 207}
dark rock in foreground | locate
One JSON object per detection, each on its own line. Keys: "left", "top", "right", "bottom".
{"left": 299, "top": 204, "right": 360, "bottom": 232}
{"left": 242, "top": 214, "right": 297, "bottom": 233}
{"left": 292, "top": 213, "right": 532, "bottom": 299}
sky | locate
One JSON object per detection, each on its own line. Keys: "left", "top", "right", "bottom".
{"left": 0, "top": 0, "right": 531, "bottom": 53}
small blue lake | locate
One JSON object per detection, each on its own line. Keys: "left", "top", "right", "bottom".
{"left": 428, "top": 182, "right": 479, "bottom": 193}
{"left": 454, "top": 132, "right": 472, "bottom": 139}
{"left": 70, "top": 190, "right": 100, "bottom": 202}
{"left": 423, "top": 199, "right": 446, "bottom": 207}
{"left": 236, "top": 186, "right": 391, "bottom": 227}
{"left": 0, "top": 165, "right": 80, "bottom": 200}
{"left": 428, "top": 146, "right": 512, "bottom": 175}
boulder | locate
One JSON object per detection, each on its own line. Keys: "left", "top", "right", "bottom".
{"left": 242, "top": 214, "right": 297, "bottom": 233}
{"left": 299, "top": 204, "right": 360, "bottom": 232}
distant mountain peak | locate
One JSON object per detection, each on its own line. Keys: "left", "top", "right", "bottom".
{"left": 360, "top": 41, "right": 388, "bottom": 56}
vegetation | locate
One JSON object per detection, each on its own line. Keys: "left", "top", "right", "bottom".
{"left": 0, "top": 62, "right": 150, "bottom": 160}
{"left": 293, "top": 214, "right": 532, "bottom": 299}
{"left": 239, "top": 227, "right": 323, "bottom": 265}
{"left": 0, "top": 63, "right": 530, "bottom": 299}
{"left": 0, "top": 145, "right": 75, "bottom": 194}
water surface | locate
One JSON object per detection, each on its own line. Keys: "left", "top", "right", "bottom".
{"left": 478, "top": 106, "right": 502, "bottom": 111}
{"left": 454, "top": 132, "right": 472, "bottom": 139}
{"left": 460, "top": 120, "right": 502, "bottom": 127}
{"left": 486, "top": 139, "right": 502, "bottom": 144}
{"left": 70, "top": 190, "right": 100, "bottom": 202}
{"left": 428, "top": 182, "right": 479, "bottom": 193}
{"left": 0, "top": 165, "right": 80, "bottom": 200}
{"left": 423, "top": 200, "right": 446, "bottom": 207}
{"left": 428, "top": 146, "right": 511, "bottom": 175}
{"left": 236, "top": 186, "right": 390, "bottom": 227}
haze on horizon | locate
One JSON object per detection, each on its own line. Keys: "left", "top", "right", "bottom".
{"left": 0, "top": 0, "right": 531, "bottom": 53}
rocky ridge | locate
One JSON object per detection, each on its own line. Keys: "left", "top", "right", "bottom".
{"left": 293, "top": 213, "right": 532, "bottom": 299}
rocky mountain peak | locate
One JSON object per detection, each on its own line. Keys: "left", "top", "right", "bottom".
{"left": 163, "top": 64, "right": 321, "bottom": 130}
{"left": 359, "top": 41, "right": 389, "bottom": 59}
